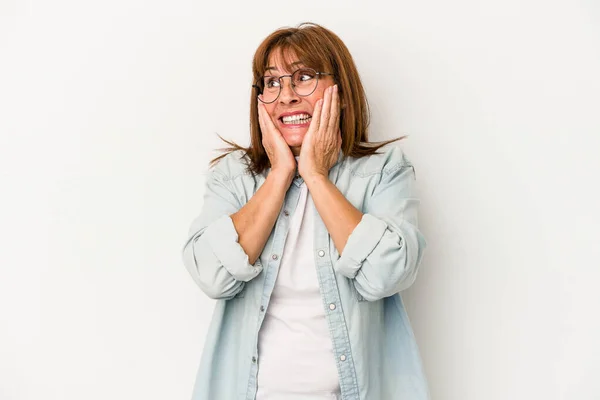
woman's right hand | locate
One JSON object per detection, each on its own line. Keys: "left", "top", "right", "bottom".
{"left": 257, "top": 103, "right": 296, "bottom": 182}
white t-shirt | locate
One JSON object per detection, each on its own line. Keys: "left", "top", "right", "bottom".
{"left": 255, "top": 180, "right": 341, "bottom": 400}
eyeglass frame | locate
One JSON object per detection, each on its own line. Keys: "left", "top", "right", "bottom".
{"left": 252, "top": 68, "right": 335, "bottom": 104}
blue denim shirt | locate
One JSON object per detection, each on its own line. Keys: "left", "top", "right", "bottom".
{"left": 181, "top": 145, "right": 429, "bottom": 400}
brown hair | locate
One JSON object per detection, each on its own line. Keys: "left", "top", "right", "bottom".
{"left": 210, "top": 22, "right": 406, "bottom": 173}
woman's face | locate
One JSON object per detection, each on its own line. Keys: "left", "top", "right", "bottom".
{"left": 262, "top": 51, "right": 335, "bottom": 155}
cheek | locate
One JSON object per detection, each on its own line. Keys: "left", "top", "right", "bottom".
{"left": 313, "top": 87, "right": 327, "bottom": 100}
{"left": 315, "top": 78, "right": 335, "bottom": 98}
{"left": 309, "top": 88, "right": 328, "bottom": 110}
{"left": 265, "top": 104, "right": 277, "bottom": 120}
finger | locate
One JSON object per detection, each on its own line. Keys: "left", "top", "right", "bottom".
{"left": 259, "top": 112, "right": 270, "bottom": 153}
{"left": 320, "top": 86, "right": 332, "bottom": 132}
{"left": 258, "top": 104, "right": 275, "bottom": 147}
{"left": 258, "top": 104, "right": 275, "bottom": 136}
{"left": 263, "top": 105, "right": 280, "bottom": 133}
{"left": 257, "top": 102, "right": 266, "bottom": 131}
{"left": 310, "top": 98, "right": 324, "bottom": 134}
{"left": 328, "top": 85, "right": 340, "bottom": 133}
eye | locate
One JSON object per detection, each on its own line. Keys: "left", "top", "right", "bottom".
{"left": 297, "top": 70, "right": 316, "bottom": 81}
{"left": 264, "top": 76, "right": 280, "bottom": 89}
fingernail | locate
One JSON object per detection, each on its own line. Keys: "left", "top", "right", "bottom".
{"left": 334, "top": 84, "right": 338, "bottom": 92}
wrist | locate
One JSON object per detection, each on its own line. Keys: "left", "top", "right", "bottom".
{"left": 302, "top": 172, "right": 329, "bottom": 186}
{"left": 268, "top": 168, "right": 295, "bottom": 187}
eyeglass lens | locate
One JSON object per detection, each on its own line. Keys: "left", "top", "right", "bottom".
{"left": 257, "top": 68, "right": 319, "bottom": 103}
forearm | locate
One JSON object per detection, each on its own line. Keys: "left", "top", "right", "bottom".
{"left": 304, "top": 174, "right": 363, "bottom": 255}
{"left": 231, "top": 171, "right": 292, "bottom": 264}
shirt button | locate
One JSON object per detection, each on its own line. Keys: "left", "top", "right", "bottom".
{"left": 339, "top": 355, "right": 346, "bottom": 361}
{"left": 318, "top": 250, "right": 325, "bottom": 257}
{"left": 329, "top": 303, "right": 336, "bottom": 310}
{"left": 260, "top": 305, "right": 265, "bottom": 312}
{"left": 252, "top": 356, "right": 257, "bottom": 363}
{"left": 272, "top": 254, "right": 278, "bottom": 260}
{"left": 283, "top": 210, "right": 290, "bottom": 216}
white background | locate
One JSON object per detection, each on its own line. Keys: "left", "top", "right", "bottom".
{"left": 1, "top": 1, "right": 599, "bottom": 399}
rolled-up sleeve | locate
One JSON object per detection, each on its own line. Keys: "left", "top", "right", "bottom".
{"left": 181, "top": 167, "right": 263, "bottom": 300}
{"left": 333, "top": 156, "right": 427, "bottom": 301}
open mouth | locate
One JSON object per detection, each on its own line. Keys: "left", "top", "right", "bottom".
{"left": 279, "top": 113, "right": 312, "bottom": 125}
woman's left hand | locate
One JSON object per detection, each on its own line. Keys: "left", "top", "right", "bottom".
{"left": 297, "top": 84, "right": 342, "bottom": 180}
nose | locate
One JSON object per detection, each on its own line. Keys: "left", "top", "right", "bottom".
{"left": 278, "top": 77, "right": 299, "bottom": 104}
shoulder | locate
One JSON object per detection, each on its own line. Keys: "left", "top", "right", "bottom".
{"left": 343, "top": 144, "right": 414, "bottom": 178}
{"left": 210, "top": 150, "right": 253, "bottom": 181}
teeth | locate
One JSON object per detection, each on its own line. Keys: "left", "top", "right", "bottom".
{"left": 282, "top": 114, "right": 311, "bottom": 124}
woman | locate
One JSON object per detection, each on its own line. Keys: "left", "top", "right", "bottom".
{"left": 182, "top": 22, "right": 429, "bottom": 400}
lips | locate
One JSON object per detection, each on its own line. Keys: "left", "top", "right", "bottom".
{"left": 278, "top": 111, "right": 312, "bottom": 125}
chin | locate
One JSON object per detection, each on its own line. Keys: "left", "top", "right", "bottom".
{"left": 282, "top": 132, "right": 306, "bottom": 147}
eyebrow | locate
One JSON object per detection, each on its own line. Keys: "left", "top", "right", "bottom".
{"left": 265, "top": 61, "right": 304, "bottom": 72}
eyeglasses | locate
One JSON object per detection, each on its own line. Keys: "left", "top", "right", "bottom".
{"left": 253, "top": 67, "right": 334, "bottom": 104}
